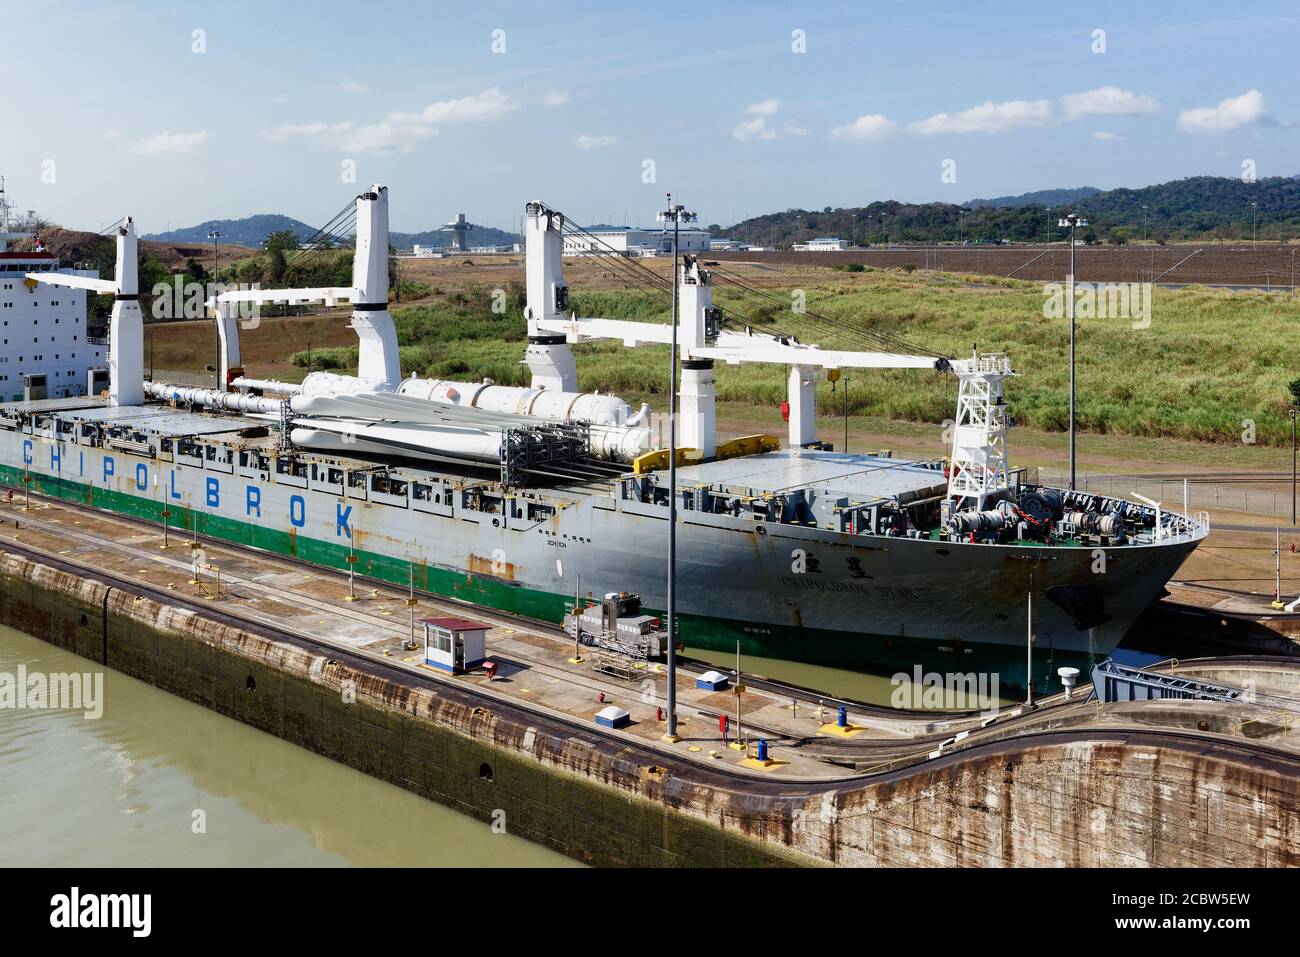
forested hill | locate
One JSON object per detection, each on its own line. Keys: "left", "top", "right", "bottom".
{"left": 716, "top": 175, "right": 1300, "bottom": 246}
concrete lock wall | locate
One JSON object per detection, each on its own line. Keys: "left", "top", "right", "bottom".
{"left": 1, "top": 548, "right": 1297, "bottom": 867}
{"left": 0, "top": 550, "right": 807, "bottom": 867}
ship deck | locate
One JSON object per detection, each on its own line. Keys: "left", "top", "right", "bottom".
{"left": 676, "top": 448, "right": 947, "bottom": 504}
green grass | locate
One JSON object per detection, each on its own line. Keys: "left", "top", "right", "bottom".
{"left": 297, "top": 271, "right": 1300, "bottom": 448}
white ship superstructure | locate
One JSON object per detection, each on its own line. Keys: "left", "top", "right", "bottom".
{"left": 0, "top": 179, "right": 106, "bottom": 401}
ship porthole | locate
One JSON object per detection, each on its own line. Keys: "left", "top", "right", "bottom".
{"left": 755, "top": 525, "right": 766, "bottom": 535}
{"left": 479, "top": 762, "right": 494, "bottom": 782}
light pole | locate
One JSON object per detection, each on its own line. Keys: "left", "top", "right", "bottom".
{"left": 1250, "top": 201, "right": 1258, "bottom": 246}
{"left": 1142, "top": 204, "right": 1149, "bottom": 242}
{"left": 1291, "top": 408, "right": 1297, "bottom": 527}
{"left": 657, "top": 193, "right": 695, "bottom": 743}
{"left": 959, "top": 208, "right": 968, "bottom": 246}
{"left": 208, "top": 229, "right": 222, "bottom": 389}
{"left": 1059, "top": 213, "right": 1088, "bottom": 490}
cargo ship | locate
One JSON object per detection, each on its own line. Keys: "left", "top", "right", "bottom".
{"left": 0, "top": 186, "right": 1207, "bottom": 690}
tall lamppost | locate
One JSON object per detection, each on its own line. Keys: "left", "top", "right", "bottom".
{"left": 208, "top": 229, "right": 222, "bottom": 389}
{"left": 1250, "top": 201, "right": 1258, "bottom": 246}
{"left": 1142, "top": 204, "right": 1149, "bottom": 242}
{"left": 1291, "top": 408, "right": 1297, "bottom": 527}
{"left": 657, "top": 194, "right": 695, "bottom": 743}
{"left": 1059, "top": 213, "right": 1088, "bottom": 490}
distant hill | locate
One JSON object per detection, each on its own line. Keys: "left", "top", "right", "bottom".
{"left": 966, "top": 186, "right": 1102, "bottom": 209}
{"left": 145, "top": 214, "right": 325, "bottom": 247}
{"left": 718, "top": 174, "right": 1300, "bottom": 246}
{"left": 146, "top": 213, "right": 517, "bottom": 251}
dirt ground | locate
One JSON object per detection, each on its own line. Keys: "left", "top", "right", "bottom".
{"left": 709, "top": 243, "right": 1300, "bottom": 287}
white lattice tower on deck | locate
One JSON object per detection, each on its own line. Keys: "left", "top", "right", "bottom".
{"left": 947, "top": 351, "right": 1015, "bottom": 510}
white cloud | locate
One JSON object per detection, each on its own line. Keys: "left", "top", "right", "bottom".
{"left": 105, "top": 129, "right": 120, "bottom": 141}
{"left": 1062, "top": 86, "right": 1159, "bottom": 119}
{"left": 261, "top": 88, "right": 519, "bottom": 154}
{"left": 1177, "top": 89, "right": 1269, "bottom": 134}
{"left": 830, "top": 113, "right": 897, "bottom": 140}
{"left": 1092, "top": 130, "right": 1125, "bottom": 142}
{"left": 340, "top": 80, "right": 367, "bottom": 94}
{"left": 908, "top": 98, "right": 1052, "bottom": 134}
{"left": 541, "top": 90, "right": 570, "bottom": 107}
{"left": 388, "top": 87, "right": 518, "bottom": 126}
{"left": 271, "top": 94, "right": 289, "bottom": 105}
{"left": 134, "top": 130, "right": 209, "bottom": 154}
{"left": 733, "top": 99, "right": 803, "bottom": 140}
{"left": 733, "top": 116, "right": 773, "bottom": 140}
{"left": 575, "top": 133, "right": 617, "bottom": 149}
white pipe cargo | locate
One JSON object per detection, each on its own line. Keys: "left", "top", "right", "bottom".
{"left": 398, "top": 375, "right": 650, "bottom": 428}
{"left": 144, "top": 381, "right": 282, "bottom": 415}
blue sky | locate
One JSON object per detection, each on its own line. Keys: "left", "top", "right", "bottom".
{"left": 3, "top": 0, "right": 1296, "bottom": 235}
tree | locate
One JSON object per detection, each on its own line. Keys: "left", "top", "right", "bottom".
{"left": 1288, "top": 377, "right": 1300, "bottom": 409}
{"left": 388, "top": 243, "right": 403, "bottom": 303}
{"left": 264, "top": 230, "right": 300, "bottom": 253}
{"left": 268, "top": 247, "right": 287, "bottom": 283}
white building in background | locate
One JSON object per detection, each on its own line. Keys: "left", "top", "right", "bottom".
{"left": 563, "top": 224, "right": 711, "bottom": 257}
{"left": 794, "top": 236, "right": 848, "bottom": 251}
{"left": 0, "top": 229, "right": 105, "bottom": 402}
{"left": 709, "top": 238, "right": 746, "bottom": 251}
{"left": 411, "top": 244, "right": 445, "bottom": 258}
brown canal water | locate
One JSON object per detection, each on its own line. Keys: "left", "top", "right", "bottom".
{"left": 0, "top": 625, "right": 576, "bottom": 867}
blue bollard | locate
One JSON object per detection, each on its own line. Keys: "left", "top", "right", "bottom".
{"left": 837, "top": 705, "right": 848, "bottom": 728}
{"left": 757, "top": 738, "right": 769, "bottom": 762}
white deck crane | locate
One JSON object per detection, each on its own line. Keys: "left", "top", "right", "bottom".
{"left": 521, "top": 200, "right": 1013, "bottom": 505}
{"left": 208, "top": 184, "right": 400, "bottom": 393}
{"left": 27, "top": 217, "right": 143, "bottom": 406}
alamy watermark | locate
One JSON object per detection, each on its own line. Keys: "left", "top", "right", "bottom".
{"left": 152, "top": 280, "right": 262, "bottom": 327}
{"left": 0, "top": 665, "right": 104, "bottom": 719}
{"left": 891, "top": 666, "right": 1000, "bottom": 716}
{"left": 1043, "top": 281, "right": 1151, "bottom": 330}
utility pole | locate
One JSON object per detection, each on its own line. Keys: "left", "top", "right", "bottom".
{"left": 208, "top": 229, "right": 222, "bottom": 390}
{"left": 844, "top": 377, "right": 850, "bottom": 454}
{"left": 1142, "top": 204, "right": 1149, "bottom": 242}
{"left": 1059, "top": 214, "right": 1087, "bottom": 490}
{"left": 1025, "top": 589, "right": 1034, "bottom": 708}
{"left": 658, "top": 193, "right": 695, "bottom": 743}
{"left": 1250, "top": 201, "right": 1258, "bottom": 246}
{"left": 1291, "top": 408, "right": 1297, "bottom": 527}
